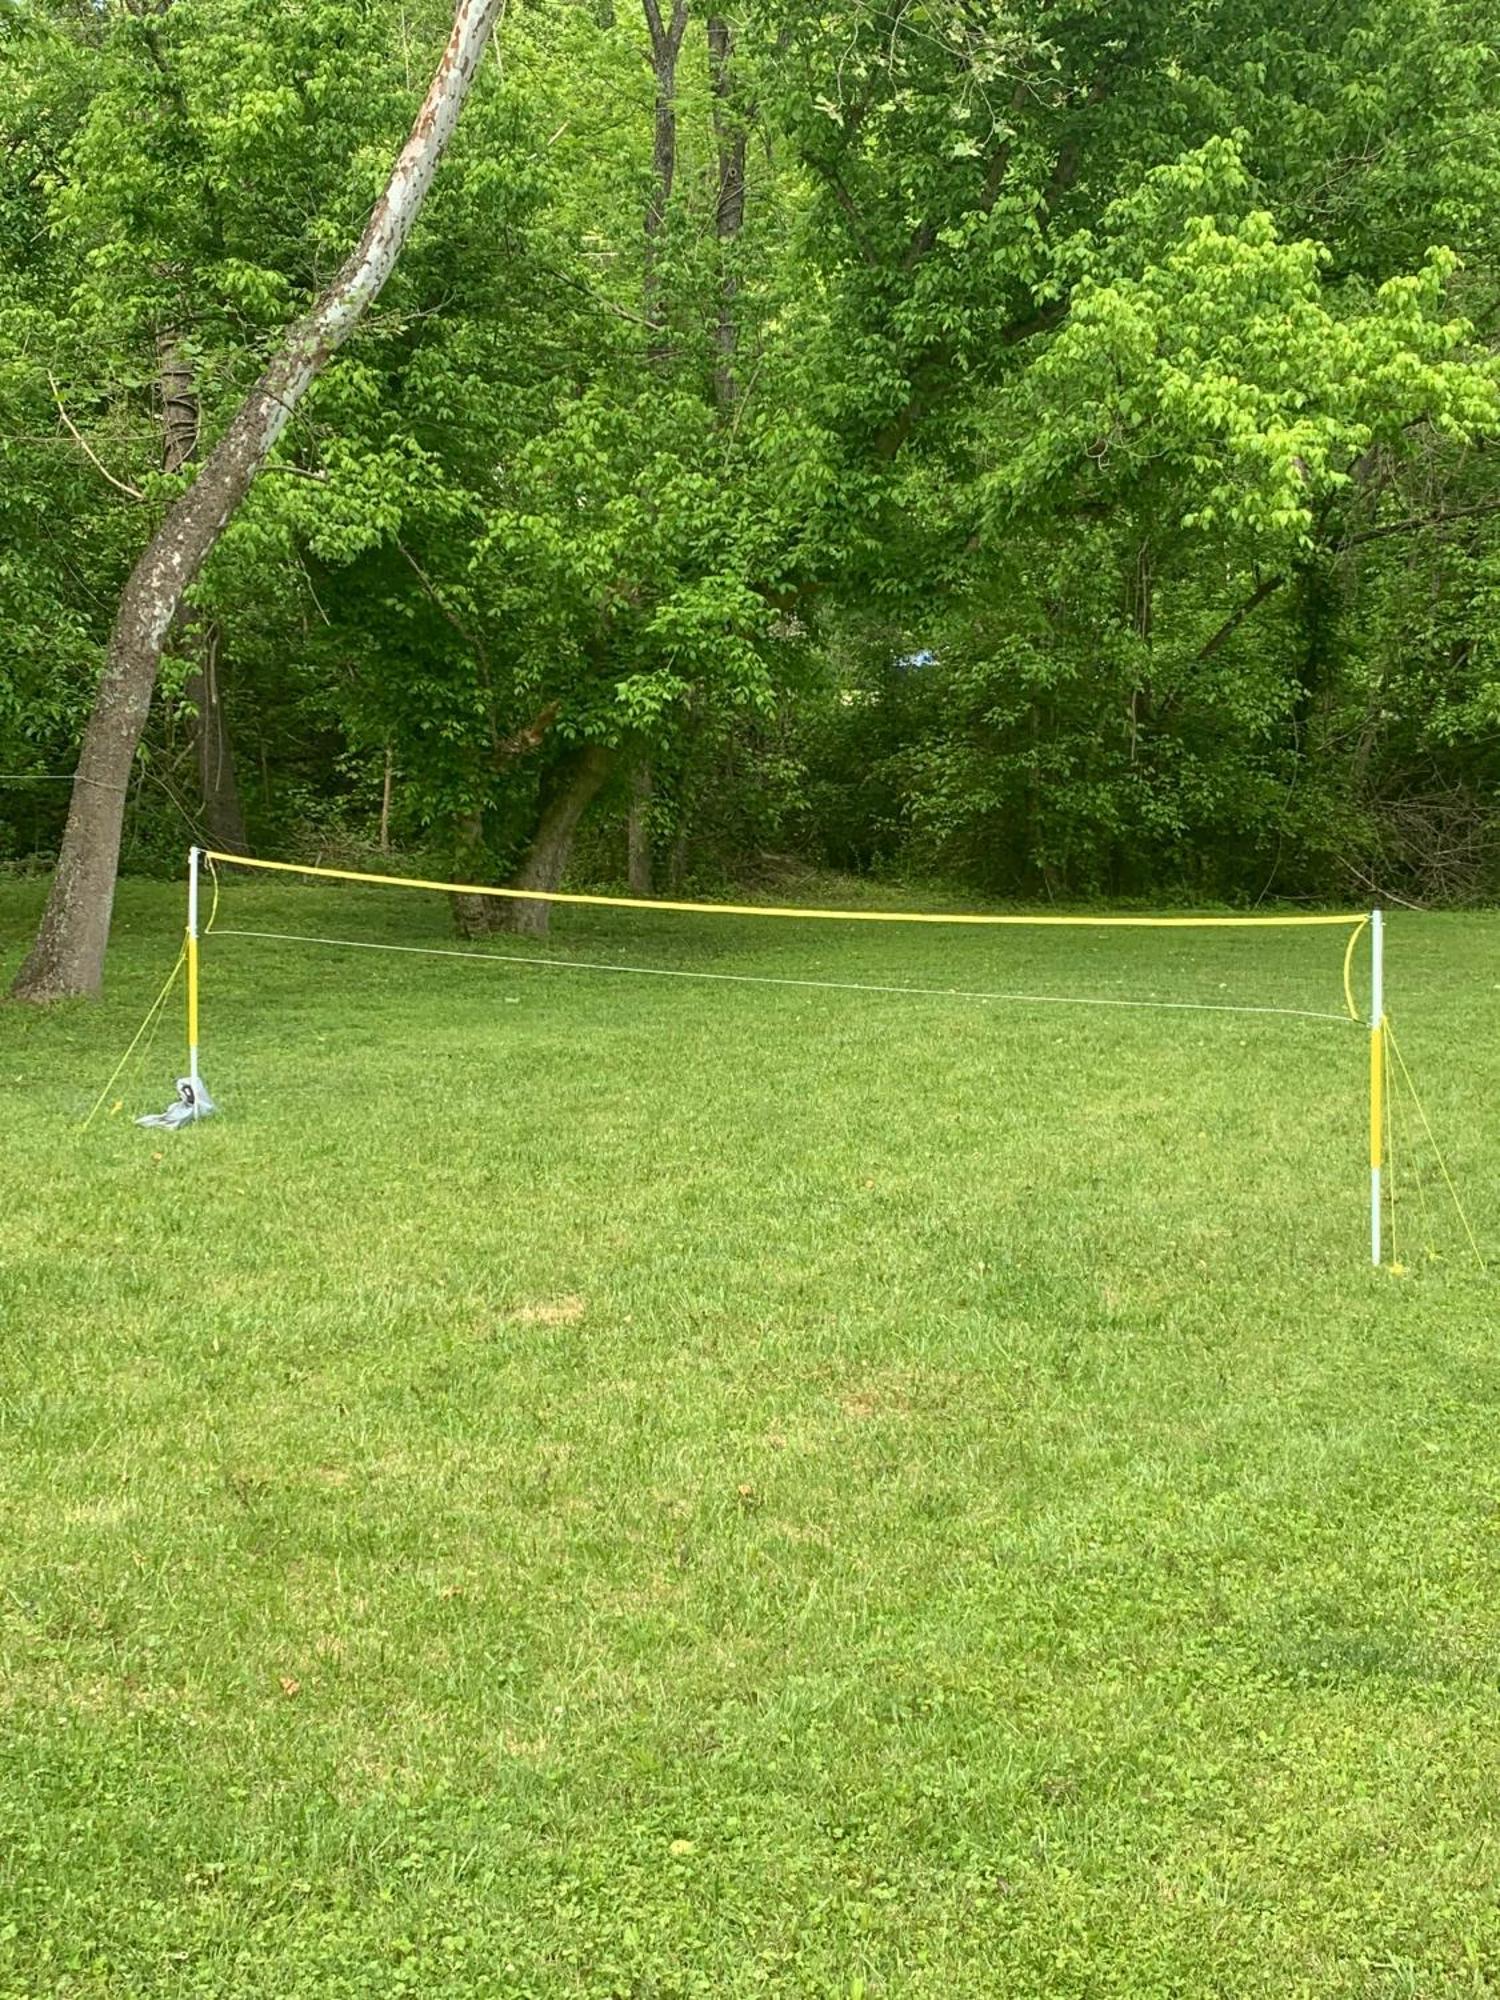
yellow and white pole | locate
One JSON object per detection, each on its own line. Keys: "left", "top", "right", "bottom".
{"left": 186, "top": 844, "right": 202, "bottom": 1115}
{"left": 1369, "top": 908, "right": 1384, "bottom": 1267}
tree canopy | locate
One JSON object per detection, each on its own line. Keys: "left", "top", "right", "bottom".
{"left": 4, "top": 0, "right": 1498, "bottom": 947}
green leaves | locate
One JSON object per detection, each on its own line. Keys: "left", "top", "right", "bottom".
{"left": 4, "top": 0, "right": 1499, "bottom": 899}
{"left": 990, "top": 141, "right": 1498, "bottom": 558}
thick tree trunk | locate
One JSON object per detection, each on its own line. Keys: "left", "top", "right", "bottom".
{"left": 11, "top": 0, "right": 506, "bottom": 1001}
{"left": 446, "top": 701, "right": 563, "bottom": 935}
{"left": 627, "top": 758, "right": 654, "bottom": 894}
{"left": 707, "top": 16, "right": 747, "bottom": 412}
{"left": 498, "top": 744, "right": 615, "bottom": 938}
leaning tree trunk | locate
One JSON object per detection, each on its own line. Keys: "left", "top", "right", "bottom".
{"left": 499, "top": 744, "right": 615, "bottom": 938}
{"left": 10, "top": 0, "right": 506, "bottom": 1002}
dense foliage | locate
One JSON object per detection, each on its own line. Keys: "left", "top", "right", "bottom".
{"left": 3, "top": 0, "right": 1498, "bottom": 906}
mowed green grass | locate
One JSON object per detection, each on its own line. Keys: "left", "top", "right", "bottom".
{"left": 2, "top": 875, "right": 1498, "bottom": 1999}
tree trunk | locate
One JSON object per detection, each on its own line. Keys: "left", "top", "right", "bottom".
{"left": 379, "top": 744, "right": 395, "bottom": 853}
{"left": 158, "top": 333, "right": 198, "bottom": 476}
{"left": 667, "top": 825, "right": 690, "bottom": 892}
{"left": 1292, "top": 557, "right": 1334, "bottom": 749}
{"left": 445, "top": 701, "right": 563, "bottom": 935}
{"left": 641, "top": 0, "right": 687, "bottom": 352}
{"left": 498, "top": 744, "right": 615, "bottom": 938}
{"left": 627, "top": 758, "right": 654, "bottom": 895}
{"left": 450, "top": 805, "right": 492, "bottom": 938}
{"left": 11, "top": 0, "right": 506, "bottom": 1001}
{"left": 1126, "top": 539, "right": 1152, "bottom": 766}
{"left": 707, "top": 16, "right": 747, "bottom": 412}
{"left": 1026, "top": 701, "right": 1052, "bottom": 895}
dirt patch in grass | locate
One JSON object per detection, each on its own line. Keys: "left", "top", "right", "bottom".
{"left": 508, "top": 1295, "right": 587, "bottom": 1327}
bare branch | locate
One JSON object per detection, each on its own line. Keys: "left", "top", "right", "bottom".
{"left": 1190, "top": 495, "right": 1500, "bottom": 665}
{"left": 397, "top": 540, "right": 488, "bottom": 666}
{"left": 999, "top": 297, "right": 1069, "bottom": 345}
{"left": 810, "top": 160, "right": 880, "bottom": 266}
{"left": 1197, "top": 574, "right": 1287, "bottom": 661}
{"left": 48, "top": 377, "right": 145, "bottom": 501}
{"left": 1341, "top": 497, "right": 1500, "bottom": 549}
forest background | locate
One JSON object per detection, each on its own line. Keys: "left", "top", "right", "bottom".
{"left": 4, "top": 0, "right": 1499, "bottom": 935}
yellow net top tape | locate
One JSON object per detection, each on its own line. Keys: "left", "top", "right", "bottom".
{"left": 204, "top": 851, "right": 1366, "bottom": 930}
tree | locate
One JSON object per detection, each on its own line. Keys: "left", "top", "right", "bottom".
{"left": 10, "top": 0, "right": 508, "bottom": 1001}
{"left": 467, "top": 0, "right": 795, "bottom": 936}
{"left": 4, "top": 0, "right": 1499, "bottom": 927}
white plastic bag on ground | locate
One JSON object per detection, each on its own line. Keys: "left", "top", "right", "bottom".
{"left": 136, "top": 1078, "right": 216, "bottom": 1129}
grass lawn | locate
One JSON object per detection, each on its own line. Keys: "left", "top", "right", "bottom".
{"left": 2, "top": 872, "right": 1498, "bottom": 1998}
